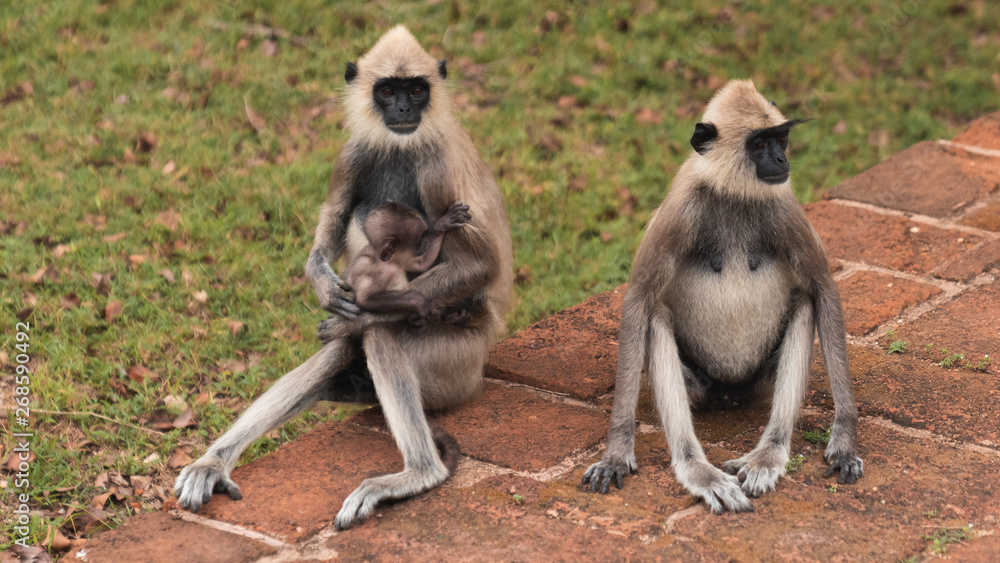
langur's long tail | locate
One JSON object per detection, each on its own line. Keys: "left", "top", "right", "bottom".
{"left": 428, "top": 419, "right": 461, "bottom": 476}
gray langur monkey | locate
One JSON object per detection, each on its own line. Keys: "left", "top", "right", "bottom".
{"left": 174, "top": 26, "right": 513, "bottom": 529}
{"left": 582, "top": 80, "right": 863, "bottom": 513}
{"left": 316, "top": 200, "right": 473, "bottom": 343}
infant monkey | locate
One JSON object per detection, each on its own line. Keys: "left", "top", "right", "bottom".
{"left": 318, "top": 200, "right": 471, "bottom": 342}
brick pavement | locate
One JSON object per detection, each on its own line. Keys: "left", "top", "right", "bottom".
{"left": 69, "top": 113, "right": 1000, "bottom": 562}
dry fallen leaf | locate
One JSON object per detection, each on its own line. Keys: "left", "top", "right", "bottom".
{"left": 161, "top": 160, "right": 176, "bottom": 175}
{"left": 635, "top": 107, "right": 663, "bottom": 125}
{"left": 60, "top": 294, "right": 81, "bottom": 309}
{"left": 90, "top": 272, "right": 113, "bottom": 295}
{"left": 228, "top": 320, "right": 245, "bottom": 336}
{"left": 130, "top": 475, "right": 152, "bottom": 492}
{"left": 159, "top": 269, "right": 175, "bottom": 283}
{"left": 867, "top": 129, "right": 890, "bottom": 147}
{"left": 152, "top": 209, "right": 181, "bottom": 231}
{"left": 168, "top": 446, "right": 193, "bottom": 469}
{"left": 102, "top": 232, "right": 126, "bottom": 243}
{"left": 136, "top": 132, "right": 157, "bottom": 153}
{"left": 43, "top": 524, "right": 72, "bottom": 552}
{"left": 172, "top": 407, "right": 195, "bottom": 429}
{"left": 104, "top": 300, "right": 123, "bottom": 323}
{"left": 90, "top": 491, "right": 111, "bottom": 509}
{"left": 557, "top": 95, "right": 577, "bottom": 108}
{"left": 261, "top": 38, "right": 278, "bottom": 57}
{"left": 126, "top": 365, "right": 159, "bottom": 384}
{"left": 244, "top": 93, "right": 267, "bottom": 132}
{"left": 29, "top": 265, "right": 59, "bottom": 284}
{"left": 4, "top": 450, "right": 35, "bottom": 470}
{"left": 162, "top": 395, "right": 185, "bottom": 410}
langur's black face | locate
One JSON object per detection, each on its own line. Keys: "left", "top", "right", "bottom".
{"left": 746, "top": 125, "right": 790, "bottom": 184}
{"left": 745, "top": 119, "right": 809, "bottom": 184}
{"left": 372, "top": 77, "right": 431, "bottom": 134}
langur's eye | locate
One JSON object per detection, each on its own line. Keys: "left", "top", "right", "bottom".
{"left": 779, "top": 136, "right": 787, "bottom": 143}
{"left": 381, "top": 88, "right": 394, "bottom": 97}
{"left": 411, "top": 87, "right": 423, "bottom": 96}
{"left": 756, "top": 140, "right": 766, "bottom": 149}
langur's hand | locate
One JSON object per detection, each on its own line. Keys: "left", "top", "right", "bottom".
{"left": 318, "top": 272, "right": 361, "bottom": 319}
{"left": 436, "top": 201, "right": 472, "bottom": 231}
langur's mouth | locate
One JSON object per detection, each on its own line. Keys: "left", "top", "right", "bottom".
{"left": 387, "top": 122, "right": 420, "bottom": 134}
{"left": 761, "top": 173, "right": 789, "bottom": 184}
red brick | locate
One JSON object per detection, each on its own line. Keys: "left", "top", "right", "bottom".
{"left": 826, "top": 141, "right": 1000, "bottom": 217}
{"left": 197, "top": 422, "right": 403, "bottom": 541}
{"left": 67, "top": 511, "right": 276, "bottom": 563}
{"left": 808, "top": 345, "right": 1000, "bottom": 445}
{"left": 321, "top": 468, "right": 728, "bottom": 561}
{"left": 943, "top": 533, "right": 1000, "bottom": 562}
{"left": 931, "top": 238, "right": 1000, "bottom": 282}
{"left": 352, "top": 380, "right": 609, "bottom": 473}
{"left": 953, "top": 111, "right": 1000, "bottom": 151}
{"left": 837, "top": 270, "right": 941, "bottom": 336}
{"left": 486, "top": 287, "right": 624, "bottom": 400}
{"left": 895, "top": 282, "right": 1000, "bottom": 366}
{"left": 962, "top": 199, "right": 1000, "bottom": 231}
{"left": 564, "top": 412, "right": 998, "bottom": 562}
{"left": 805, "top": 200, "right": 985, "bottom": 274}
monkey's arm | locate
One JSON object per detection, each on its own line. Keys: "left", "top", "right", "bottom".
{"left": 811, "top": 274, "right": 863, "bottom": 483}
{"left": 790, "top": 219, "right": 863, "bottom": 484}
{"left": 305, "top": 152, "right": 361, "bottom": 319}
{"left": 404, "top": 225, "right": 497, "bottom": 309}
{"left": 409, "top": 202, "right": 471, "bottom": 273}
{"left": 584, "top": 211, "right": 681, "bottom": 493}
{"left": 582, "top": 286, "right": 648, "bottom": 492}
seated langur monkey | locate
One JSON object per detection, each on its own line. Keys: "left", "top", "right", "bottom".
{"left": 174, "top": 26, "right": 513, "bottom": 530}
{"left": 583, "top": 80, "right": 863, "bottom": 513}
{"left": 316, "top": 200, "right": 473, "bottom": 342}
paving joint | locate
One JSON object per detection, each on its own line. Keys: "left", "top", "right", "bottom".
{"left": 486, "top": 377, "right": 609, "bottom": 413}
{"left": 827, "top": 197, "right": 1000, "bottom": 238}
{"left": 937, "top": 138, "right": 1000, "bottom": 159}
{"left": 170, "top": 509, "right": 290, "bottom": 549}
{"left": 860, "top": 415, "right": 1000, "bottom": 457}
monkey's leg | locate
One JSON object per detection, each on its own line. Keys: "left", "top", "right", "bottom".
{"left": 174, "top": 339, "right": 356, "bottom": 512}
{"left": 333, "top": 326, "right": 450, "bottom": 530}
{"left": 649, "top": 313, "right": 753, "bottom": 514}
{"left": 722, "top": 300, "right": 813, "bottom": 497}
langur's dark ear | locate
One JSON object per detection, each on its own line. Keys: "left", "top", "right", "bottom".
{"left": 691, "top": 122, "right": 718, "bottom": 155}
{"left": 437, "top": 59, "right": 448, "bottom": 79}
{"left": 345, "top": 62, "right": 359, "bottom": 83}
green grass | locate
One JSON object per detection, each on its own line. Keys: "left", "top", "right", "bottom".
{"left": 802, "top": 427, "right": 833, "bottom": 445}
{"left": 922, "top": 526, "right": 971, "bottom": 555}
{"left": 1, "top": 0, "right": 998, "bottom": 552}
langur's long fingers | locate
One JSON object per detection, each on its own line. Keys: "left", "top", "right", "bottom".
{"left": 335, "top": 299, "right": 361, "bottom": 318}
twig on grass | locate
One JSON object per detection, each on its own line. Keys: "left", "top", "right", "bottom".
{"left": 204, "top": 19, "right": 313, "bottom": 49}
{"left": 33, "top": 409, "right": 165, "bottom": 435}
